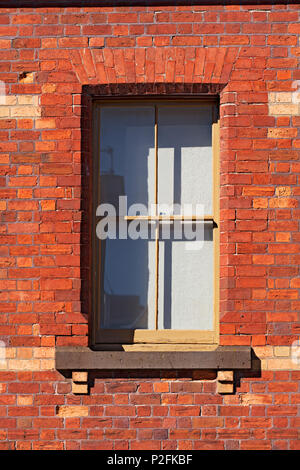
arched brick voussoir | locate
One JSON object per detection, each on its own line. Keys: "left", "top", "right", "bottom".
{"left": 67, "top": 47, "right": 239, "bottom": 87}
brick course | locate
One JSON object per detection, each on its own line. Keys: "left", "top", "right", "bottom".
{"left": 0, "top": 1, "right": 299, "bottom": 450}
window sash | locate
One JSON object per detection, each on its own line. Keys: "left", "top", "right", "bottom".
{"left": 92, "top": 99, "right": 220, "bottom": 347}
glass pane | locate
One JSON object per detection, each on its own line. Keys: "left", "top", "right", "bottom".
{"left": 157, "top": 106, "right": 213, "bottom": 215}
{"left": 100, "top": 229, "right": 156, "bottom": 330}
{"left": 100, "top": 106, "right": 155, "bottom": 212}
{"left": 97, "top": 103, "right": 216, "bottom": 333}
{"left": 158, "top": 224, "right": 214, "bottom": 330}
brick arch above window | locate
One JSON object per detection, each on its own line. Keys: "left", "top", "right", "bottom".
{"left": 66, "top": 47, "right": 238, "bottom": 86}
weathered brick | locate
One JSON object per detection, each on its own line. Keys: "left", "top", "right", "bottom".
{"left": 57, "top": 406, "right": 89, "bottom": 417}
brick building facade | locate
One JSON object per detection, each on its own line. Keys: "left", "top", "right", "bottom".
{"left": 0, "top": 0, "right": 300, "bottom": 450}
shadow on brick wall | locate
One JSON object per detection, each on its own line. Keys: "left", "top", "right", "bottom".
{"left": 234, "top": 349, "right": 262, "bottom": 390}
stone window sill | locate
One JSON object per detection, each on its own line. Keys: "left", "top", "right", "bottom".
{"left": 55, "top": 346, "right": 252, "bottom": 371}
{"left": 55, "top": 346, "right": 252, "bottom": 394}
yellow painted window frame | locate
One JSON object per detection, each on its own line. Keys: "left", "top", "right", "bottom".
{"left": 91, "top": 98, "right": 220, "bottom": 351}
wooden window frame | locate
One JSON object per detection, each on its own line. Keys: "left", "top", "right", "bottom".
{"left": 91, "top": 97, "right": 220, "bottom": 351}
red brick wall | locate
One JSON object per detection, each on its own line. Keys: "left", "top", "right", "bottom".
{"left": 0, "top": 2, "right": 299, "bottom": 450}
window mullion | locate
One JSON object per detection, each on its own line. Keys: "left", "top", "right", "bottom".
{"left": 154, "top": 104, "right": 159, "bottom": 330}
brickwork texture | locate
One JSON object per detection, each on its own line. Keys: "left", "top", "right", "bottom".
{"left": 0, "top": 1, "right": 299, "bottom": 450}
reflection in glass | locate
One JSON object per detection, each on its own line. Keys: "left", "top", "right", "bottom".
{"left": 99, "top": 106, "right": 156, "bottom": 330}
{"left": 100, "top": 106, "right": 155, "bottom": 211}
{"left": 100, "top": 228, "right": 156, "bottom": 329}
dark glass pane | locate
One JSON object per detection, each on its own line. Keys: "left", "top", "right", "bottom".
{"left": 99, "top": 106, "right": 155, "bottom": 212}
{"left": 100, "top": 230, "right": 155, "bottom": 330}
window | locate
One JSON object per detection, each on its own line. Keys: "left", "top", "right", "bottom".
{"left": 91, "top": 98, "right": 220, "bottom": 350}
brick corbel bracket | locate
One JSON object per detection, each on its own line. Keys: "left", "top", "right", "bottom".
{"left": 72, "top": 371, "right": 89, "bottom": 395}
{"left": 217, "top": 370, "right": 235, "bottom": 394}
{"left": 56, "top": 346, "right": 252, "bottom": 395}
